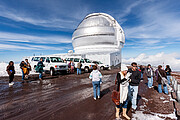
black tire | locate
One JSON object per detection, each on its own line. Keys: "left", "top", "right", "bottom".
{"left": 84, "top": 67, "right": 89, "bottom": 73}
{"left": 100, "top": 66, "right": 104, "bottom": 70}
{"left": 50, "top": 68, "right": 55, "bottom": 76}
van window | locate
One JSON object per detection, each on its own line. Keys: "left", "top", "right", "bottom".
{"left": 33, "top": 57, "right": 40, "bottom": 61}
{"left": 74, "top": 58, "right": 80, "bottom": 62}
{"left": 46, "top": 57, "right": 50, "bottom": 62}
{"left": 80, "top": 59, "right": 84, "bottom": 63}
{"left": 66, "top": 58, "right": 73, "bottom": 61}
{"left": 84, "top": 59, "right": 91, "bottom": 63}
{"left": 50, "top": 57, "right": 63, "bottom": 62}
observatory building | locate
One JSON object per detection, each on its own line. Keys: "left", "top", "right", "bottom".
{"left": 72, "top": 13, "right": 125, "bottom": 67}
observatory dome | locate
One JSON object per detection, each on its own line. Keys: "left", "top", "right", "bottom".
{"left": 72, "top": 13, "right": 125, "bottom": 54}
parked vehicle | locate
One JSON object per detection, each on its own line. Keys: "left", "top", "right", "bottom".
{"left": 65, "top": 57, "right": 95, "bottom": 72}
{"left": 92, "top": 61, "right": 109, "bottom": 70}
{"left": 30, "top": 56, "right": 68, "bottom": 76}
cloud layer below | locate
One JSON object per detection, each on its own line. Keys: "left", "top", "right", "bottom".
{"left": 122, "top": 52, "right": 180, "bottom": 71}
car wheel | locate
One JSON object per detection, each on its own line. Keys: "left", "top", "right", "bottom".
{"left": 100, "top": 66, "right": 104, "bottom": 70}
{"left": 84, "top": 67, "right": 89, "bottom": 73}
{"left": 50, "top": 68, "right": 55, "bottom": 76}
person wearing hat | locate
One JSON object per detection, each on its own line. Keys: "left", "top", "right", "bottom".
{"left": 145, "top": 64, "right": 154, "bottom": 88}
{"left": 115, "top": 64, "right": 132, "bottom": 120}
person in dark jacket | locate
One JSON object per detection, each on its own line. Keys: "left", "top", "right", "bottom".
{"left": 128, "top": 62, "right": 141, "bottom": 111}
{"left": 155, "top": 65, "right": 168, "bottom": 94}
{"left": 36, "top": 58, "right": 44, "bottom": 80}
{"left": 165, "top": 65, "right": 172, "bottom": 85}
{"left": 6, "top": 61, "right": 15, "bottom": 87}
{"left": 145, "top": 64, "right": 154, "bottom": 88}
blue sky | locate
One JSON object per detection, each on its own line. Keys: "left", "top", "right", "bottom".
{"left": 0, "top": 0, "right": 180, "bottom": 62}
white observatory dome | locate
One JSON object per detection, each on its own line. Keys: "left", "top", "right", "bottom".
{"left": 72, "top": 13, "right": 125, "bottom": 54}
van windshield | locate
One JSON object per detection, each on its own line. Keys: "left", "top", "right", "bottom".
{"left": 84, "top": 59, "right": 91, "bottom": 63}
{"left": 50, "top": 57, "right": 63, "bottom": 62}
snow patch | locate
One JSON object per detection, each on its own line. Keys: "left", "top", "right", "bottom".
{"left": 160, "top": 96, "right": 165, "bottom": 100}
{"left": 132, "top": 110, "right": 177, "bottom": 120}
{"left": 142, "top": 97, "right": 148, "bottom": 102}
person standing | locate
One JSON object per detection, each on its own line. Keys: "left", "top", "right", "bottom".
{"left": 128, "top": 62, "right": 141, "bottom": 111}
{"left": 71, "top": 61, "right": 75, "bottom": 73}
{"left": 20, "top": 61, "right": 26, "bottom": 83}
{"left": 89, "top": 66, "right": 102, "bottom": 100}
{"left": 77, "top": 61, "right": 82, "bottom": 75}
{"left": 156, "top": 65, "right": 168, "bottom": 94}
{"left": 6, "top": 61, "right": 15, "bottom": 87}
{"left": 25, "top": 59, "right": 31, "bottom": 79}
{"left": 145, "top": 64, "right": 154, "bottom": 88}
{"left": 36, "top": 58, "right": 44, "bottom": 80}
{"left": 115, "top": 64, "right": 131, "bottom": 120}
{"left": 165, "top": 65, "right": 172, "bottom": 85}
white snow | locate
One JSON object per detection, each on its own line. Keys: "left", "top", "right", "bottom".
{"left": 142, "top": 97, "right": 148, "bottom": 102}
{"left": 0, "top": 62, "right": 37, "bottom": 77}
{"left": 132, "top": 110, "right": 177, "bottom": 120}
{"left": 160, "top": 96, "right": 165, "bottom": 100}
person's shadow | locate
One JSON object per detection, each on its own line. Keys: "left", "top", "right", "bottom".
{"left": 100, "top": 88, "right": 111, "bottom": 98}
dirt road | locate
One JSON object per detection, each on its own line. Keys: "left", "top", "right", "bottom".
{"left": 0, "top": 69, "right": 178, "bottom": 120}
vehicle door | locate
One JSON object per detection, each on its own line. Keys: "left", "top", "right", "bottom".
{"left": 43, "top": 57, "right": 50, "bottom": 71}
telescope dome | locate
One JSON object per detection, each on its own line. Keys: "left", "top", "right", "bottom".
{"left": 72, "top": 13, "right": 125, "bottom": 54}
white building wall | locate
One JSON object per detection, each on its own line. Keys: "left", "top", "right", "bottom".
{"left": 110, "top": 51, "right": 121, "bottom": 66}
{"left": 85, "top": 53, "right": 110, "bottom": 66}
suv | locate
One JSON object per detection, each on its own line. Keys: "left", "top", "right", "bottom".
{"left": 31, "top": 56, "right": 68, "bottom": 76}
{"left": 65, "top": 57, "right": 95, "bottom": 72}
{"left": 92, "top": 61, "right": 109, "bottom": 70}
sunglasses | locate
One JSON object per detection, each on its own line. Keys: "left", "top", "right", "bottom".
{"left": 133, "top": 66, "right": 137, "bottom": 67}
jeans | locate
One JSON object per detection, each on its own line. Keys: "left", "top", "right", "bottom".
{"left": 116, "top": 99, "right": 128, "bottom": 108}
{"left": 148, "top": 77, "right": 153, "bottom": 88}
{"left": 129, "top": 85, "right": 138, "bottom": 109}
{"left": 167, "top": 76, "right": 172, "bottom": 85}
{"left": 141, "top": 73, "right": 143, "bottom": 79}
{"left": 21, "top": 69, "right": 24, "bottom": 80}
{"left": 77, "top": 68, "right": 81, "bottom": 75}
{"left": 158, "top": 84, "right": 168, "bottom": 94}
{"left": 39, "top": 72, "right": 42, "bottom": 79}
{"left": 92, "top": 81, "right": 100, "bottom": 98}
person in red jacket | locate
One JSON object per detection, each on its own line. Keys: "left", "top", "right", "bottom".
{"left": 6, "top": 61, "right": 15, "bottom": 87}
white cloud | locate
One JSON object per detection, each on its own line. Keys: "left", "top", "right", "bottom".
{"left": 122, "top": 52, "right": 180, "bottom": 71}
{"left": 0, "top": 31, "right": 72, "bottom": 44}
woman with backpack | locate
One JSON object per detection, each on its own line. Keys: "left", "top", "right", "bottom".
{"left": 35, "top": 58, "right": 44, "bottom": 80}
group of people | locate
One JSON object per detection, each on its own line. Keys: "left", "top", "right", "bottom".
{"left": 6, "top": 58, "right": 44, "bottom": 87}
{"left": 88, "top": 62, "right": 173, "bottom": 120}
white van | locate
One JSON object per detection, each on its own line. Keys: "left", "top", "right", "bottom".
{"left": 30, "top": 56, "right": 68, "bottom": 76}
{"left": 92, "top": 61, "right": 109, "bottom": 70}
{"left": 65, "top": 57, "right": 95, "bottom": 72}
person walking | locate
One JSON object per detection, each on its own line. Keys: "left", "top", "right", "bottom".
{"left": 20, "top": 61, "right": 26, "bottom": 83}
{"left": 71, "top": 61, "right": 75, "bottom": 73}
{"left": 155, "top": 65, "right": 168, "bottom": 94}
{"left": 77, "top": 61, "right": 82, "bottom": 75}
{"left": 6, "top": 61, "right": 15, "bottom": 87}
{"left": 165, "top": 65, "right": 172, "bottom": 85}
{"left": 145, "top": 64, "right": 154, "bottom": 88}
{"left": 89, "top": 66, "right": 102, "bottom": 100}
{"left": 115, "top": 64, "right": 131, "bottom": 120}
{"left": 35, "top": 58, "right": 44, "bottom": 80}
{"left": 128, "top": 62, "right": 141, "bottom": 111}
